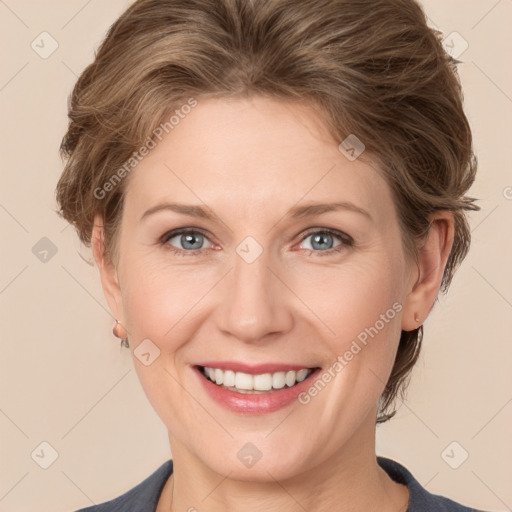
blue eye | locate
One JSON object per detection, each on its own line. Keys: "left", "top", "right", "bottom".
{"left": 161, "top": 229, "right": 212, "bottom": 256}
{"left": 299, "top": 229, "right": 353, "bottom": 256}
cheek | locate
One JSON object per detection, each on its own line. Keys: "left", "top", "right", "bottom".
{"left": 306, "top": 255, "right": 402, "bottom": 339}
{"left": 119, "top": 252, "right": 214, "bottom": 341}
{"left": 117, "top": 255, "right": 209, "bottom": 434}
{"left": 309, "top": 254, "right": 404, "bottom": 391}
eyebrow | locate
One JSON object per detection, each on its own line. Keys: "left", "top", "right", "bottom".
{"left": 140, "top": 201, "right": 372, "bottom": 222}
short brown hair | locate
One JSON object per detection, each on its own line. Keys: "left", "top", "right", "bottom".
{"left": 56, "top": 0, "right": 480, "bottom": 423}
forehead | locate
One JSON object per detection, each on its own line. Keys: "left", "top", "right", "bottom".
{"left": 124, "top": 96, "right": 393, "bottom": 223}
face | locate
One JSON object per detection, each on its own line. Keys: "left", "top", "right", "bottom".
{"left": 99, "top": 96, "right": 418, "bottom": 481}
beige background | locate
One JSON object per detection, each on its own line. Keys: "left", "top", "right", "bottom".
{"left": 1, "top": 0, "right": 511, "bottom": 510}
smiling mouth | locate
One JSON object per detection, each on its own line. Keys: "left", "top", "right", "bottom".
{"left": 196, "top": 365, "right": 320, "bottom": 394}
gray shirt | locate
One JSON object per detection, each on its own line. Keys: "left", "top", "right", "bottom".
{"left": 74, "top": 456, "right": 488, "bottom": 511}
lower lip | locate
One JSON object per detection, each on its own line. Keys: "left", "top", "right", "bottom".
{"left": 193, "top": 366, "right": 321, "bottom": 414}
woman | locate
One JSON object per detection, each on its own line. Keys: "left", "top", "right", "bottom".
{"left": 56, "top": 0, "right": 486, "bottom": 510}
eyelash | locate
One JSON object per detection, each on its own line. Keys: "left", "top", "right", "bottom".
{"left": 159, "top": 227, "right": 354, "bottom": 258}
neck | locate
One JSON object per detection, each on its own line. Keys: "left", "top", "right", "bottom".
{"left": 158, "top": 417, "right": 409, "bottom": 512}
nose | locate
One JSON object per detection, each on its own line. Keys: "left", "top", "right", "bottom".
{"left": 214, "top": 248, "right": 294, "bottom": 344}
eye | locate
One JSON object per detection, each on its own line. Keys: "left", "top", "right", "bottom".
{"left": 160, "top": 229, "right": 213, "bottom": 255}
{"left": 298, "top": 228, "right": 353, "bottom": 256}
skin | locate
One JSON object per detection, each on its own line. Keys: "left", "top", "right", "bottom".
{"left": 92, "top": 96, "right": 454, "bottom": 512}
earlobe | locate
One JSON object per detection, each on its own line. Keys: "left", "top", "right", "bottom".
{"left": 401, "top": 212, "right": 455, "bottom": 332}
{"left": 91, "top": 216, "right": 124, "bottom": 321}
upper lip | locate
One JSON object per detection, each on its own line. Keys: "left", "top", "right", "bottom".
{"left": 195, "top": 361, "right": 319, "bottom": 374}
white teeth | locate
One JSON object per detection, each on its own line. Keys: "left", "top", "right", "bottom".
{"left": 235, "top": 372, "right": 253, "bottom": 390}
{"left": 253, "top": 373, "right": 272, "bottom": 391}
{"left": 285, "top": 370, "right": 296, "bottom": 387}
{"left": 202, "top": 366, "right": 313, "bottom": 392}
{"left": 272, "top": 371, "right": 286, "bottom": 389}
{"left": 296, "top": 369, "right": 309, "bottom": 382}
{"left": 223, "top": 370, "right": 236, "bottom": 387}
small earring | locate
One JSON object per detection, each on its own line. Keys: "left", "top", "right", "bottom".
{"left": 414, "top": 313, "right": 421, "bottom": 323}
{"left": 113, "top": 320, "right": 129, "bottom": 348}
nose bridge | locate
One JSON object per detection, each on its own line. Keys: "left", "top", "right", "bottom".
{"left": 216, "top": 244, "right": 293, "bottom": 343}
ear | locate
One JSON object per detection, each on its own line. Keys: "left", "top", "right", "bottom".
{"left": 401, "top": 211, "right": 455, "bottom": 332}
{"left": 91, "top": 215, "right": 124, "bottom": 322}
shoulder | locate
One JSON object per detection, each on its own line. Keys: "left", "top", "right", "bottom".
{"left": 71, "top": 459, "right": 173, "bottom": 512}
{"left": 377, "top": 456, "right": 490, "bottom": 512}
